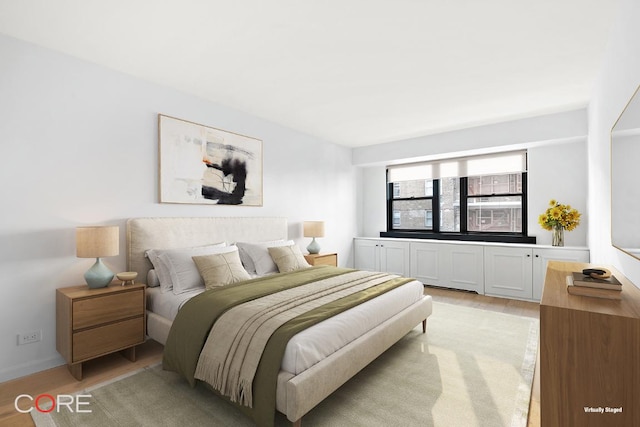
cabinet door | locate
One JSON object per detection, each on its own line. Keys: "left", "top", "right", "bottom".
{"left": 379, "top": 241, "right": 410, "bottom": 276}
{"left": 410, "top": 242, "right": 443, "bottom": 286}
{"left": 532, "top": 248, "right": 589, "bottom": 301}
{"left": 410, "top": 242, "right": 484, "bottom": 292}
{"left": 446, "top": 244, "right": 484, "bottom": 294}
{"left": 484, "top": 246, "right": 533, "bottom": 299}
{"left": 354, "top": 239, "right": 379, "bottom": 271}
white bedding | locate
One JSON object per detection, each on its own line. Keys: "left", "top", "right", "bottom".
{"left": 147, "top": 286, "right": 204, "bottom": 320}
{"left": 280, "top": 279, "right": 424, "bottom": 374}
{"left": 147, "top": 278, "right": 425, "bottom": 375}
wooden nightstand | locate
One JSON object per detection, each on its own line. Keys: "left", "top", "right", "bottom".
{"left": 56, "top": 282, "right": 146, "bottom": 380}
{"left": 304, "top": 253, "right": 338, "bottom": 267}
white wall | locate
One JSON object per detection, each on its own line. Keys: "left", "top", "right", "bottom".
{"left": 587, "top": 0, "right": 640, "bottom": 285}
{"left": 0, "top": 34, "right": 358, "bottom": 381}
{"left": 352, "top": 109, "right": 587, "bottom": 166}
{"left": 527, "top": 140, "right": 588, "bottom": 246}
{"left": 355, "top": 117, "right": 589, "bottom": 247}
{"left": 357, "top": 165, "right": 387, "bottom": 237}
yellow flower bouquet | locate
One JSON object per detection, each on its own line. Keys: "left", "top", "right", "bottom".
{"left": 538, "top": 200, "right": 581, "bottom": 246}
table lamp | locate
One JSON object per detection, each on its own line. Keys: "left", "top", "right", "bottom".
{"left": 303, "top": 221, "right": 324, "bottom": 254}
{"left": 76, "top": 225, "right": 119, "bottom": 288}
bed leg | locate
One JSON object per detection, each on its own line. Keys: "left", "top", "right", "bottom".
{"left": 292, "top": 418, "right": 302, "bottom": 427}
{"left": 422, "top": 319, "right": 427, "bottom": 333}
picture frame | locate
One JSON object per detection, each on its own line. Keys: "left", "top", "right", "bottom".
{"left": 158, "top": 114, "right": 263, "bottom": 206}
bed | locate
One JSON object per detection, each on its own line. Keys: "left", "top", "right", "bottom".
{"left": 126, "top": 217, "right": 432, "bottom": 427}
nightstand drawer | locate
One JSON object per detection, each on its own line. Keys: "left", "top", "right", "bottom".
{"left": 304, "top": 253, "right": 338, "bottom": 267}
{"left": 312, "top": 254, "right": 337, "bottom": 266}
{"left": 73, "top": 289, "right": 144, "bottom": 330}
{"left": 73, "top": 317, "right": 144, "bottom": 362}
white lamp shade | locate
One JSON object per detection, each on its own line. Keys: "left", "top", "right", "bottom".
{"left": 76, "top": 226, "right": 119, "bottom": 258}
{"left": 303, "top": 221, "right": 325, "bottom": 238}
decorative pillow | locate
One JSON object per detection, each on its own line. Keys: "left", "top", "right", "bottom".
{"left": 192, "top": 248, "right": 251, "bottom": 289}
{"left": 236, "top": 240, "right": 294, "bottom": 276}
{"left": 268, "top": 244, "right": 311, "bottom": 273}
{"left": 163, "top": 246, "right": 239, "bottom": 294}
{"left": 145, "top": 242, "right": 227, "bottom": 293}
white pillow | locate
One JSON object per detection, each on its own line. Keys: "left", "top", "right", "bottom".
{"left": 236, "top": 240, "right": 294, "bottom": 275}
{"left": 192, "top": 248, "right": 251, "bottom": 289}
{"left": 268, "top": 244, "right": 311, "bottom": 272}
{"left": 145, "top": 251, "right": 174, "bottom": 293}
{"left": 145, "top": 242, "right": 226, "bottom": 293}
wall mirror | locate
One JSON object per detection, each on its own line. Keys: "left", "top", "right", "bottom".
{"left": 611, "top": 84, "right": 640, "bottom": 259}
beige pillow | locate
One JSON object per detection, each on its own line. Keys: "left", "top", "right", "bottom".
{"left": 268, "top": 245, "right": 311, "bottom": 273}
{"left": 192, "top": 248, "right": 251, "bottom": 289}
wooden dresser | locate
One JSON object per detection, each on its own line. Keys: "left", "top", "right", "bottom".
{"left": 56, "top": 282, "right": 146, "bottom": 380}
{"left": 540, "top": 261, "right": 640, "bottom": 426}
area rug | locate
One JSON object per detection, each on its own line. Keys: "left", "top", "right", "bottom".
{"left": 32, "top": 301, "right": 538, "bottom": 427}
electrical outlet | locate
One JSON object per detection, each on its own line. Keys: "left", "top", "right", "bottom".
{"left": 17, "top": 330, "right": 42, "bottom": 345}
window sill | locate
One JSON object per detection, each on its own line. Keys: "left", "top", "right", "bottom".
{"left": 379, "top": 231, "right": 537, "bottom": 245}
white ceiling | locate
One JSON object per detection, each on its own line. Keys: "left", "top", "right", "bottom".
{"left": 0, "top": 0, "right": 620, "bottom": 147}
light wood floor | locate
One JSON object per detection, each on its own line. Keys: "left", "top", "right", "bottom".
{"left": 0, "top": 287, "right": 540, "bottom": 427}
{"left": 425, "top": 287, "right": 540, "bottom": 427}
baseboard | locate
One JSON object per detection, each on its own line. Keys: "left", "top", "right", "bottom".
{"left": 0, "top": 355, "right": 65, "bottom": 383}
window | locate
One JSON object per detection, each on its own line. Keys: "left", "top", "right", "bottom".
{"left": 393, "top": 210, "right": 401, "bottom": 227}
{"left": 384, "top": 151, "right": 534, "bottom": 244}
{"left": 425, "top": 210, "right": 433, "bottom": 227}
{"left": 467, "top": 173, "right": 523, "bottom": 233}
{"left": 392, "top": 182, "right": 400, "bottom": 198}
{"left": 389, "top": 180, "right": 434, "bottom": 231}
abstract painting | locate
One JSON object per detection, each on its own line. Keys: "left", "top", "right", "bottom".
{"left": 158, "top": 114, "right": 263, "bottom": 206}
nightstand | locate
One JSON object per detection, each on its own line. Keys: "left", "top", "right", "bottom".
{"left": 56, "top": 282, "right": 146, "bottom": 380}
{"left": 304, "top": 253, "right": 338, "bottom": 267}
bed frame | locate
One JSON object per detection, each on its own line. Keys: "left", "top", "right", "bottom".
{"left": 126, "top": 217, "right": 432, "bottom": 426}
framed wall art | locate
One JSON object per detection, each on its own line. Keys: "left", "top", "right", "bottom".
{"left": 158, "top": 114, "right": 263, "bottom": 206}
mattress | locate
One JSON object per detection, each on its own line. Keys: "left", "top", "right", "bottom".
{"left": 147, "top": 286, "right": 204, "bottom": 321}
{"left": 147, "top": 279, "right": 425, "bottom": 375}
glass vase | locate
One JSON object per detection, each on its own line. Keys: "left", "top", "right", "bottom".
{"left": 552, "top": 225, "right": 564, "bottom": 247}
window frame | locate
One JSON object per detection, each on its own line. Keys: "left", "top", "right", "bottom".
{"left": 383, "top": 172, "right": 535, "bottom": 244}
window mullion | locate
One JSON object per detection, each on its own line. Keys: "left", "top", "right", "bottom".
{"left": 460, "top": 177, "right": 468, "bottom": 233}
{"left": 432, "top": 179, "right": 440, "bottom": 233}
{"left": 471, "top": 192, "right": 523, "bottom": 198}
{"left": 522, "top": 172, "right": 528, "bottom": 236}
{"left": 387, "top": 182, "right": 394, "bottom": 231}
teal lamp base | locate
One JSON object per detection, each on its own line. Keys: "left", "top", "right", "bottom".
{"left": 85, "top": 258, "right": 114, "bottom": 288}
{"left": 306, "top": 237, "right": 321, "bottom": 254}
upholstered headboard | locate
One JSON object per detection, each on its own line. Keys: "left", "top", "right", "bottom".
{"left": 126, "top": 217, "right": 288, "bottom": 281}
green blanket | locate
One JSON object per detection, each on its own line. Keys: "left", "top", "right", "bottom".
{"left": 163, "top": 266, "right": 413, "bottom": 426}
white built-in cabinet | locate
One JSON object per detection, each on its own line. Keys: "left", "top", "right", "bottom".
{"left": 483, "top": 246, "right": 590, "bottom": 300}
{"left": 353, "top": 239, "right": 410, "bottom": 277}
{"left": 530, "top": 247, "right": 590, "bottom": 300}
{"left": 483, "top": 246, "right": 534, "bottom": 299}
{"left": 353, "top": 237, "right": 589, "bottom": 301}
{"left": 410, "top": 242, "right": 484, "bottom": 293}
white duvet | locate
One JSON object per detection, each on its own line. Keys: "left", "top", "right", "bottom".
{"left": 147, "top": 279, "right": 424, "bottom": 375}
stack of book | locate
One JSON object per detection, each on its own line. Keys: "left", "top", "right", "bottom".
{"left": 566, "top": 272, "right": 622, "bottom": 299}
